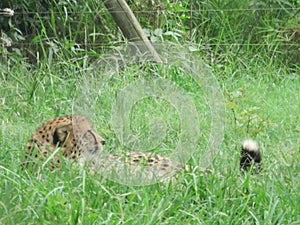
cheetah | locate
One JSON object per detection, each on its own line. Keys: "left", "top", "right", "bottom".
{"left": 23, "top": 115, "right": 261, "bottom": 179}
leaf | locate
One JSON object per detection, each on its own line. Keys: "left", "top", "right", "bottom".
{"left": 154, "top": 28, "right": 163, "bottom": 37}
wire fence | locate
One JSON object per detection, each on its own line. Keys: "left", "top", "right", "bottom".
{"left": 2, "top": 42, "right": 299, "bottom": 47}
{"left": 1, "top": 8, "right": 300, "bottom": 15}
{"left": 0, "top": 6, "right": 299, "bottom": 48}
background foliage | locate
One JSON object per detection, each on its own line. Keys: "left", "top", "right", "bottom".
{"left": 1, "top": 0, "right": 299, "bottom": 71}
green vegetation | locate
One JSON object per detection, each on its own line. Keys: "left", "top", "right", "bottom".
{"left": 0, "top": 0, "right": 299, "bottom": 224}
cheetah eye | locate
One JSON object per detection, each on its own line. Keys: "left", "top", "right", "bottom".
{"left": 100, "top": 140, "right": 105, "bottom": 145}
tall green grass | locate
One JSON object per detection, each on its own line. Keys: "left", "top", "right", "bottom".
{"left": 1, "top": 56, "right": 299, "bottom": 224}
{"left": 0, "top": 0, "right": 299, "bottom": 224}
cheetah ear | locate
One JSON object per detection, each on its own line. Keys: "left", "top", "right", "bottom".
{"left": 53, "top": 124, "right": 73, "bottom": 146}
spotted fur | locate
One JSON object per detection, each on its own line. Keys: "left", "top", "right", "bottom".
{"left": 22, "top": 115, "right": 105, "bottom": 170}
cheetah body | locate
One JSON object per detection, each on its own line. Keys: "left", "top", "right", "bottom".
{"left": 23, "top": 115, "right": 182, "bottom": 175}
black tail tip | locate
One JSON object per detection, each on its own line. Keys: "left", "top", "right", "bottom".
{"left": 240, "top": 139, "right": 262, "bottom": 172}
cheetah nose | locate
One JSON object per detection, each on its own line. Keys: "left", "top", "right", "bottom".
{"left": 100, "top": 140, "right": 105, "bottom": 145}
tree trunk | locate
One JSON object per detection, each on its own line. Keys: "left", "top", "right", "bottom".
{"left": 103, "top": 0, "right": 162, "bottom": 63}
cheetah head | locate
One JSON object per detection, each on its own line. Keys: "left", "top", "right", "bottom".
{"left": 53, "top": 115, "right": 105, "bottom": 159}
{"left": 23, "top": 115, "right": 105, "bottom": 170}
